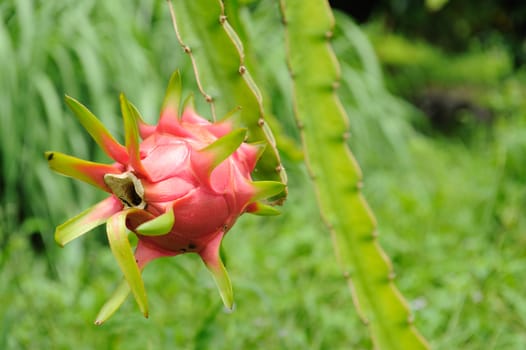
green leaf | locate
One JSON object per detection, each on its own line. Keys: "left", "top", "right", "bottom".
{"left": 136, "top": 208, "right": 175, "bottom": 236}
{"left": 64, "top": 95, "right": 128, "bottom": 163}
{"left": 106, "top": 210, "right": 148, "bottom": 318}
{"left": 280, "top": 1, "right": 430, "bottom": 349}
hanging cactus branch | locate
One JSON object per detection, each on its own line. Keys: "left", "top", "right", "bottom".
{"left": 279, "top": 0, "right": 429, "bottom": 348}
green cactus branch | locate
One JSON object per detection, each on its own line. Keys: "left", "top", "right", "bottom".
{"left": 166, "top": 0, "right": 287, "bottom": 198}
{"left": 279, "top": 0, "right": 429, "bottom": 349}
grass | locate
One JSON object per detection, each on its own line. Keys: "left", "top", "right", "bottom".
{"left": 2, "top": 0, "right": 526, "bottom": 349}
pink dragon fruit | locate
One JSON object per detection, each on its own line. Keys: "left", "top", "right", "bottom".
{"left": 45, "top": 71, "right": 285, "bottom": 324}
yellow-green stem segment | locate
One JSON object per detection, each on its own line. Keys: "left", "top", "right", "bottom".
{"left": 279, "top": 0, "right": 429, "bottom": 348}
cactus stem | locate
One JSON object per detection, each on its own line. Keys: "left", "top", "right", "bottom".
{"left": 166, "top": 0, "right": 217, "bottom": 121}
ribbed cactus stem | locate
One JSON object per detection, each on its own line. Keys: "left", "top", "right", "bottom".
{"left": 280, "top": 0, "right": 429, "bottom": 348}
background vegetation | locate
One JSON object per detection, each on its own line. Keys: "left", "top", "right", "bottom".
{"left": 1, "top": 0, "right": 526, "bottom": 348}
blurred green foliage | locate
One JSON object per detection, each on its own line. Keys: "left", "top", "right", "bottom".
{"left": 375, "top": 0, "right": 525, "bottom": 66}
{"left": 0, "top": 0, "right": 181, "bottom": 255}
{"left": 2, "top": 0, "right": 526, "bottom": 349}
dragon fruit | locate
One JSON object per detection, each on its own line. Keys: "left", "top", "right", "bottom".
{"left": 45, "top": 71, "right": 285, "bottom": 324}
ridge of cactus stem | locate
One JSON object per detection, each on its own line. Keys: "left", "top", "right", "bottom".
{"left": 106, "top": 210, "right": 149, "bottom": 318}
{"left": 64, "top": 95, "right": 128, "bottom": 164}
{"left": 250, "top": 181, "right": 287, "bottom": 202}
{"left": 199, "top": 232, "right": 234, "bottom": 309}
{"left": 120, "top": 94, "right": 149, "bottom": 179}
{"left": 45, "top": 151, "right": 122, "bottom": 192}
{"left": 136, "top": 208, "right": 176, "bottom": 236}
{"left": 54, "top": 196, "right": 123, "bottom": 247}
{"left": 280, "top": 1, "right": 430, "bottom": 348}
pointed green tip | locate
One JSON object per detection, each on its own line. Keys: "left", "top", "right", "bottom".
{"left": 54, "top": 234, "right": 65, "bottom": 248}
{"left": 136, "top": 209, "right": 175, "bottom": 236}
{"left": 107, "top": 211, "right": 149, "bottom": 320}
{"left": 128, "top": 101, "right": 147, "bottom": 124}
{"left": 206, "top": 261, "right": 234, "bottom": 310}
{"left": 94, "top": 279, "right": 131, "bottom": 325}
{"left": 182, "top": 93, "right": 195, "bottom": 112}
{"left": 54, "top": 227, "right": 66, "bottom": 247}
{"left": 199, "top": 235, "right": 234, "bottom": 310}
{"left": 45, "top": 151, "right": 52, "bottom": 160}
{"left": 54, "top": 197, "right": 122, "bottom": 247}
{"left": 45, "top": 150, "right": 119, "bottom": 191}
{"left": 219, "top": 105, "right": 242, "bottom": 122}
{"left": 162, "top": 70, "right": 182, "bottom": 115}
{"left": 63, "top": 94, "right": 128, "bottom": 164}
{"left": 63, "top": 94, "right": 76, "bottom": 108}
{"left": 247, "top": 202, "right": 281, "bottom": 216}
{"left": 199, "top": 128, "right": 247, "bottom": 172}
{"left": 250, "top": 141, "right": 267, "bottom": 159}
{"left": 250, "top": 181, "right": 287, "bottom": 202}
